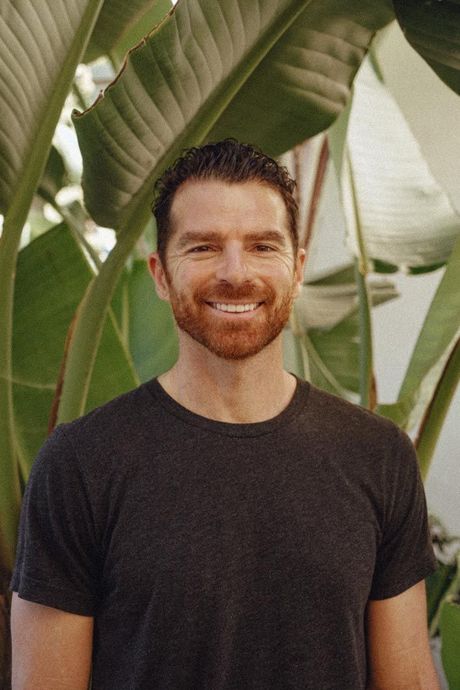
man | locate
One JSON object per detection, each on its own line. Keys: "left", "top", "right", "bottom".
{"left": 11, "top": 140, "right": 440, "bottom": 689}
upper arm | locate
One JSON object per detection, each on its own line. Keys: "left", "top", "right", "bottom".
{"left": 366, "top": 580, "right": 440, "bottom": 690}
{"left": 11, "top": 593, "right": 94, "bottom": 690}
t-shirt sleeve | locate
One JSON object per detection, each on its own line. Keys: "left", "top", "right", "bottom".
{"left": 10, "top": 424, "right": 99, "bottom": 615}
{"left": 369, "top": 427, "right": 437, "bottom": 600}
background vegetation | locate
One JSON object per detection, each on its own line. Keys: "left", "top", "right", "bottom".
{"left": 1, "top": 0, "right": 459, "bottom": 686}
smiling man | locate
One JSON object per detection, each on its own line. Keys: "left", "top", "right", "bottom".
{"left": 11, "top": 140, "right": 439, "bottom": 689}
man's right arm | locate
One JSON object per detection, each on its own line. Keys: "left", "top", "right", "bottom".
{"left": 11, "top": 593, "right": 94, "bottom": 690}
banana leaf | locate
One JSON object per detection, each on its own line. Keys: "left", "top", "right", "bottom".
{"left": 288, "top": 264, "right": 398, "bottom": 397}
{"left": 373, "top": 22, "right": 460, "bottom": 219}
{"left": 85, "top": 0, "right": 172, "bottom": 63}
{"left": 343, "top": 58, "right": 460, "bottom": 269}
{"left": 440, "top": 594, "right": 460, "bottom": 689}
{"left": 414, "top": 336, "right": 460, "bottom": 480}
{"left": 377, "top": 235, "right": 460, "bottom": 435}
{"left": 327, "top": 49, "right": 460, "bottom": 436}
{"left": 13, "top": 225, "right": 139, "bottom": 473}
{"left": 74, "top": 0, "right": 396, "bottom": 229}
{"left": 0, "top": 0, "right": 105, "bottom": 571}
{"left": 393, "top": 0, "right": 460, "bottom": 95}
{"left": 295, "top": 269, "right": 398, "bottom": 330}
{"left": 110, "top": 1, "right": 173, "bottom": 68}
{"left": 112, "top": 260, "right": 178, "bottom": 382}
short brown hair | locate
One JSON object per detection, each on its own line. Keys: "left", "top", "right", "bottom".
{"left": 152, "top": 139, "right": 298, "bottom": 264}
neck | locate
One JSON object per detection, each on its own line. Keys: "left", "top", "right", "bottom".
{"left": 158, "top": 335, "right": 296, "bottom": 423}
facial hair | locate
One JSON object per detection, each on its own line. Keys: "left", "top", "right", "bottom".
{"left": 167, "top": 279, "right": 297, "bottom": 360}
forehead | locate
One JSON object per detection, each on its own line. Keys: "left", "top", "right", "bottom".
{"left": 168, "top": 179, "right": 290, "bottom": 239}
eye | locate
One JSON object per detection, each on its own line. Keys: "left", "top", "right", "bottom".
{"left": 189, "top": 245, "right": 214, "bottom": 253}
{"left": 254, "top": 244, "right": 275, "bottom": 252}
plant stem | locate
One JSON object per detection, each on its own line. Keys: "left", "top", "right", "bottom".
{"left": 72, "top": 81, "right": 87, "bottom": 112}
{"left": 415, "top": 337, "right": 460, "bottom": 480}
{"left": 0, "top": 214, "right": 24, "bottom": 573}
{"left": 347, "top": 150, "right": 376, "bottom": 410}
{"left": 303, "top": 137, "right": 329, "bottom": 253}
{"left": 57, "top": 202, "right": 151, "bottom": 423}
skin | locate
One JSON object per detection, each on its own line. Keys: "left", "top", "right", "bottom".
{"left": 11, "top": 179, "right": 440, "bottom": 689}
{"left": 148, "top": 179, "right": 306, "bottom": 422}
{"left": 11, "top": 594, "right": 93, "bottom": 689}
{"left": 366, "top": 580, "right": 441, "bottom": 690}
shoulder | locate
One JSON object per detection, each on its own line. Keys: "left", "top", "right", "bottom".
{"left": 34, "top": 380, "right": 163, "bottom": 481}
{"left": 304, "top": 382, "right": 401, "bottom": 444}
{"left": 59, "top": 379, "right": 160, "bottom": 446}
{"left": 299, "top": 381, "right": 415, "bottom": 474}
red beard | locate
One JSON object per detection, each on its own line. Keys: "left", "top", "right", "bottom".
{"left": 167, "top": 281, "right": 296, "bottom": 360}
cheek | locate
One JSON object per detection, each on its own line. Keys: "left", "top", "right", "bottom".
{"left": 168, "top": 259, "right": 197, "bottom": 288}
{"left": 260, "top": 255, "right": 297, "bottom": 282}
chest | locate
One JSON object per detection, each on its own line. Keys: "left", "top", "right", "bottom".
{"left": 98, "top": 438, "right": 381, "bottom": 619}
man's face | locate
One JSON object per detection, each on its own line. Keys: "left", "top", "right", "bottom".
{"left": 150, "top": 179, "right": 305, "bottom": 360}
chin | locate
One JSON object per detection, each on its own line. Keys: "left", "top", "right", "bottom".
{"left": 187, "top": 326, "right": 285, "bottom": 361}
{"left": 172, "top": 296, "right": 293, "bottom": 361}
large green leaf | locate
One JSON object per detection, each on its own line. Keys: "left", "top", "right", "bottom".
{"left": 288, "top": 265, "right": 398, "bottom": 397}
{"left": 342, "top": 57, "right": 460, "bottom": 268}
{"left": 207, "top": 0, "right": 394, "bottom": 154}
{"left": 85, "top": 0, "right": 171, "bottom": 63}
{"left": 299, "top": 330, "right": 354, "bottom": 399}
{"left": 74, "top": 0, "right": 395, "bottom": 229}
{"left": 295, "top": 267, "right": 398, "bottom": 330}
{"left": 373, "top": 22, "right": 460, "bottom": 219}
{"left": 0, "top": 0, "right": 104, "bottom": 571}
{"left": 112, "top": 260, "right": 178, "bottom": 382}
{"left": 377, "top": 236, "right": 460, "bottom": 433}
{"left": 393, "top": 0, "right": 460, "bottom": 95}
{"left": 398, "top": 238, "right": 460, "bottom": 406}
{"left": 13, "top": 224, "right": 139, "bottom": 472}
{"left": 415, "top": 338, "right": 460, "bottom": 479}
{"left": 110, "top": 1, "right": 173, "bottom": 69}
{"left": 0, "top": 0, "right": 103, "bottom": 217}
{"left": 211, "top": 0, "right": 460, "bottom": 151}
{"left": 440, "top": 594, "right": 460, "bottom": 689}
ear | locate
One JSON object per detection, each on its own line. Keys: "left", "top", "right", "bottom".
{"left": 293, "top": 248, "right": 306, "bottom": 298}
{"left": 147, "top": 252, "right": 171, "bottom": 302}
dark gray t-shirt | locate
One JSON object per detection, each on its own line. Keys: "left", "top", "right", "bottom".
{"left": 11, "top": 377, "right": 437, "bottom": 689}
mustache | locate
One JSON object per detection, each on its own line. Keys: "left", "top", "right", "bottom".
{"left": 199, "top": 283, "right": 274, "bottom": 302}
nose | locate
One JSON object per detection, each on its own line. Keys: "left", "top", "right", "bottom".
{"left": 215, "top": 244, "right": 250, "bottom": 285}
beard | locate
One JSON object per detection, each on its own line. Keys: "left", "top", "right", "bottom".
{"left": 167, "top": 280, "right": 296, "bottom": 360}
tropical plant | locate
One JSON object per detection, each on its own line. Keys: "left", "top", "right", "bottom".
{"left": 439, "top": 551, "right": 460, "bottom": 689}
{"left": 1, "top": 0, "right": 460, "bottom": 686}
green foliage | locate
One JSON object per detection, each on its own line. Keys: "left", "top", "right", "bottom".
{"left": 1, "top": 1, "right": 460, "bottom": 681}
{"left": 112, "top": 260, "right": 179, "bottom": 382}
{"left": 439, "top": 554, "right": 460, "bottom": 689}
{"left": 85, "top": 0, "right": 172, "bottom": 62}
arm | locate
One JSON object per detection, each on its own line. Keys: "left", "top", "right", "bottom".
{"left": 11, "top": 593, "right": 94, "bottom": 690}
{"left": 366, "top": 580, "right": 440, "bottom": 690}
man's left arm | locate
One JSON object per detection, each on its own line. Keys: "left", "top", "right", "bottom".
{"left": 366, "top": 579, "right": 441, "bottom": 690}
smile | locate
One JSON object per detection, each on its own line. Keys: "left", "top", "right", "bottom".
{"left": 208, "top": 302, "right": 261, "bottom": 313}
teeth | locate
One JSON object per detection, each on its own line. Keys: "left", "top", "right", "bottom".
{"left": 212, "top": 303, "right": 259, "bottom": 313}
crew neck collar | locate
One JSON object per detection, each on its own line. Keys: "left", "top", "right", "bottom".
{"left": 144, "top": 375, "right": 309, "bottom": 437}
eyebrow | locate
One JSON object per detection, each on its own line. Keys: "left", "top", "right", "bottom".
{"left": 175, "top": 230, "right": 288, "bottom": 250}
